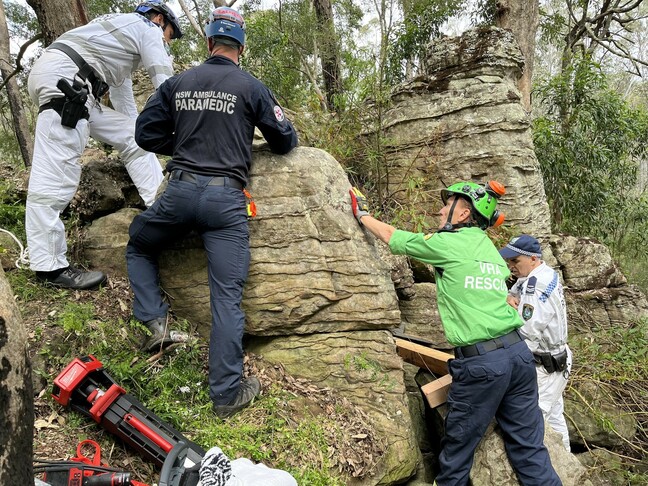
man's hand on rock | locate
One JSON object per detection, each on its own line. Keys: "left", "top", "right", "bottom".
{"left": 350, "top": 187, "right": 370, "bottom": 225}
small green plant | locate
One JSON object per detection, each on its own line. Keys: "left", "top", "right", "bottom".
{"left": 58, "top": 302, "right": 95, "bottom": 334}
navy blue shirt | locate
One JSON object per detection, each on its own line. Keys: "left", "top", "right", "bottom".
{"left": 135, "top": 55, "right": 298, "bottom": 185}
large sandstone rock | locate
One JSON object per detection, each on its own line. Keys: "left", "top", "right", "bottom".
{"left": 157, "top": 146, "right": 401, "bottom": 336}
{"left": 550, "top": 235, "right": 626, "bottom": 290}
{"left": 364, "top": 27, "right": 551, "bottom": 236}
{"left": 84, "top": 147, "right": 401, "bottom": 336}
{"left": 566, "top": 285, "right": 648, "bottom": 331}
{"left": 247, "top": 330, "right": 419, "bottom": 485}
{"left": 84, "top": 208, "right": 140, "bottom": 277}
{"left": 376, "top": 244, "right": 416, "bottom": 301}
{"left": 398, "top": 283, "right": 449, "bottom": 350}
{"left": 73, "top": 152, "right": 145, "bottom": 222}
{"left": 471, "top": 422, "right": 591, "bottom": 486}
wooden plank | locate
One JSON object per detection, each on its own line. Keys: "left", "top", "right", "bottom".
{"left": 394, "top": 338, "right": 453, "bottom": 375}
{"left": 421, "top": 374, "right": 452, "bottom": 408}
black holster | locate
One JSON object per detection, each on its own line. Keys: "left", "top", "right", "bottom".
{"left": 534, "top": 349, "right": 568, "bottom": 373}
{"left": 40, "top": 78, "right": 90, "bottom": 128}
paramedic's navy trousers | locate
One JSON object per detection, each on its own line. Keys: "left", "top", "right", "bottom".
{"left": 435, "top": 340, "right": 562, "bottom": 486}
{"left": 126, "top": 173, "right": 250, "bottom": 406}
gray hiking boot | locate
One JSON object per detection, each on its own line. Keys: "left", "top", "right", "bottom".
{"left": 142, "top": 316, "right": 188, "bottom": 352}
{"left": 213, "top": 376, "right": 261, "bottom": 419}
{"left": 36, "top": 265, "right": 106, "bottom": 290}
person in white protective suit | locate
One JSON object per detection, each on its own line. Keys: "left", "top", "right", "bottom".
{"left": 500, "top": 234, "right": 573, "bottom": 451}
{"left": 197, "top": 446, "right": 298, "bottom": 486}
{"left": 25, "top": 0, "right": 182, "bottom": 290}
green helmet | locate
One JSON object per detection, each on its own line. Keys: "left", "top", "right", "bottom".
{"left": 440, "top": 180, "right": 506, "bottom": 229}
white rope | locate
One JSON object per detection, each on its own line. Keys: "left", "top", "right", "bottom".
{"left": 0, "top": 227, "right": 30, "bottom": 269}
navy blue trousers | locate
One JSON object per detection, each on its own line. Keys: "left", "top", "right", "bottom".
{"left": 435, "top": 340, "right": 562, "bottom": 486}
{"left": 126, "top": 174, "right": 250, "bottom": 405}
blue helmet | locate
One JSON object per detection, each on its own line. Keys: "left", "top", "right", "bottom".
{"left": 205, "top": 6, "right": 245, "bottom": 46}
{"left": 135, "top": 1, "right": 183, "bottom": 39}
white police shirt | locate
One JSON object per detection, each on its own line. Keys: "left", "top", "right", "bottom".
{"left": 54, "top": 13, "right": 174, "bottom": 117}
{"left": 509, "top": 262, "right": 568, "bottom": 355}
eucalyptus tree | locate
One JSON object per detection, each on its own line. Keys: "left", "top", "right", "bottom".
{"left": 492, "top": 0, "right": 540, "bottom": 111}
{"left": 27, "top": 0, "right": 88, "bottom": 45}
{"left": 0, "top": 0, "right": 45, "bottom": 168}
{"left": 0, "top": 267, "right": 34, "bottom": 482}
{"left": 536, "top": 0, "right": 647, "bottom": 122}
{"left": 0, "top": 1, "right": 33, "bottom": 166}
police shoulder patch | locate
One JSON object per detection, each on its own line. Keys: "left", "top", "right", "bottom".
{"left": 522, "top": 303, "right": 534, "bottom": 320}
{"left": 525, "top": 276, "right": 537, "bottom": 295}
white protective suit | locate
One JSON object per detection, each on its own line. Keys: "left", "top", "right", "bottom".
{"left": 26, "top": 12, "right": 173, "bottom": 271}
{"left": 197, "top": 447, "right": 298, "bottom": 486}
{"left": 509, "top": 261, "right": 572, "bottom": 451}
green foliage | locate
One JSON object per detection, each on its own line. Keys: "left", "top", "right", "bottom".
{"left": 0, "top": 185, "right": 25, "bottom": 242}
{"left": 0, "top": 129, "right": 24, "bottom": 167}
{"left": 87, "top": 0, "right": 135, "bottom": 18}
{"left": 6, "top": 268, "right": 69, "bottom": 302}
{"left": 570, "top": 318, "right": 648, "bottom": 464}
{"left": 533, "top": 57, "right": 648, "bottom": 257}
{"left": 469, "top": 0, "right": 498, "bottom": 25}
{"left": 193, "top": 389, "right": 346, "bottom": 485}
{"left": 58, "top": 301, "right": 95, "bottom": 334}
{"left": 5, "top": 0, "right": 40, "bottom": 40}
{"left": 243, "top": 4, "right": 316, "bottom": 109}
{"left": 387, "top": 0, "right": 464, "bottom": 84}
{"left": 127, "top": 351, "right": 352, "bottom": 484}
{"left": 572, "top": 318, "right": 648, "bottom": 383}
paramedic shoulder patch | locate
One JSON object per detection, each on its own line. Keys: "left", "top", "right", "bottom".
{"left": 274, "top": 105, "right": 285, "bottom": 122}
{"left": 522, "top": 303, "right": 534, "bottom": 321}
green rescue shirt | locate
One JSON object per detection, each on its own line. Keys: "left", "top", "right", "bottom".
{"left": 389, "top": 226, "right": 523, "bottom": 347}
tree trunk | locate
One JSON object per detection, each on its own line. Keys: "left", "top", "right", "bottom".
{"left": 0, "top": 1, "right": 33, "bottom": 167}
{"left": 495, "top": 0, "right": 539, "bottom": 112}
{"left": 26, "top": 0, "right": 89, "bottom": 46}
{"left": 312, "top": 0, "right": 342, "bottom": 111}
{"left": 0, "top": 267, "right": 34, "bottom": 483}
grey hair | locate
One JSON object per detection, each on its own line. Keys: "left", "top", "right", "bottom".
{"left": 209, "top": 37, "right": 241, "bottom": 49}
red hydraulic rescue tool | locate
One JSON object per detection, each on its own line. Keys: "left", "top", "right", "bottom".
{"left": 51, "top": 355, "right": 205, "bottom": 469}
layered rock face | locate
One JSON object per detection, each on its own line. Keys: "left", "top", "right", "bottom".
{"left": 158, "top": 147, "right": 401, "bottom": 337}
{"left": 363, "top": 27, "right": 551, "bottom": 236}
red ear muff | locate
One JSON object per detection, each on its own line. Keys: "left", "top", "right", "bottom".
{"left": 490, "top": 210, "right": 505, "bottom": 228}
{"left": 486, "top": 180, "right": 506, "bottom": 198}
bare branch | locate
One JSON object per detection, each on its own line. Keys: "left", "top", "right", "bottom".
{"left": 0, "top": 33, "right": 42, "bottom": 92}
{"left": 584, "top": 23, "right": 648, "bottom": 70}
{"left": 177, "top": 0, "right": 203, "bottom": 37}
{"left": 191, "top": 0, "right": 205, "bottom": 27}
{"left": 16, "top": 33, "right": 42, "bottom": 70}
{"left": 588, "top": 0, "right": 644, "bottom": 24}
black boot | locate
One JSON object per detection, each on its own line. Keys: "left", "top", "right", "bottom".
{"left": 36, "top": 266, "right": 106, "bottom": 290}
{"left": 142, "top": 317, "right": 188, "bottom": 352}
{"left": 213, "top": 376, "right": 261, "bottom": 419}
